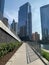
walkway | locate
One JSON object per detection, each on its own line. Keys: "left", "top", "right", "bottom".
{"left": 5, "top": 43, "right": 45, "bottom": 65}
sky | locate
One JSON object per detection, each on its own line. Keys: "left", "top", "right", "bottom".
{"left": 4, "top": 0, "right": 49, "bottom": 39}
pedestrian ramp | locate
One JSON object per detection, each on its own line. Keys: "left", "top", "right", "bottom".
{"left": 26, "top": 43, "right": 39, "bottom": 64}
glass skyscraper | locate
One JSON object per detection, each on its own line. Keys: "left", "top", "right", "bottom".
{"left": 40, "top": 4, "right": 49, "bottom": 40}
{"left": 0, "top": 0, "right": 5, "bottom": 20}
{"left": 11, "top": 19, "right": 18, "bottom": 34}
{"left": 18, "top": 2, "right": 32, "bottom": 40}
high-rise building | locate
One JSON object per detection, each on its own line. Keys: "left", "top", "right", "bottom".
{"left": 0, "top": 0, "right": 5, "bottom": 20}
{"left": 11, "top": 19, "right": 18, "bottom": 34}
{"left": 32, "top": 32, "right": 40, "bottom": 41}
{"left": 18, "top": 2, "right": 32, "bottom": 40}
{"left": 40, "top": 4, "right": 49, "bottom": 40}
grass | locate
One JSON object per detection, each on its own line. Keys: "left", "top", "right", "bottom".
{"left": 41, "top": 49, "right": 49, "bottom": 61}
{"left": 0, "top": 41, "right": 22, "bottom": 57}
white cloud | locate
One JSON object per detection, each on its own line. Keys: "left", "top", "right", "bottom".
{"left": 4, "top": 11, "right": 18, "bottom": 24}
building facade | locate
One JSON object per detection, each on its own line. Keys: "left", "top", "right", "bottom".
{"left": 40, "top": 4, "right": 49, "bottom": 40}
{"left": 18, "top": 2, "right": 32, "bottom": 40}
{"left": 11, "top": 19, "right": 18, "bottom": 35}
{"left": 0, "top": 0, "right": 5, "bottom": 20}
{"left": 32, "top": 32, "right": 40, "bottom": 41}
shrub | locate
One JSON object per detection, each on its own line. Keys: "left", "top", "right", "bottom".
{"left": 0, "top": 41, "right": 22, "bottom": 57}
{"left": 41, "top": 49, "right": 49, "bottom": 61}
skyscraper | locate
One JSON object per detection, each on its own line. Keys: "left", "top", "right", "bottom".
{"left": 0, "top": 0, "right": 5, "bottom": 20}
{"left": 18, "top": 2, "right": 32, "bottom": 41}
{"left": 40, "top": 4, "right": 49, "bottom": 40}
{"left": 11, "top": 19, "right": 18, "bottom": 34}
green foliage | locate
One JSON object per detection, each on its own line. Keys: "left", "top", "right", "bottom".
{"left": 0, "top": 41, "right": 22, "bottom": 57}
{"left": 41, "top": 49, "right": 49, "bottom": 61}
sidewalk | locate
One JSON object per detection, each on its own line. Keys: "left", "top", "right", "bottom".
{"left": 5, "top": 43, "right": 45, "bottom": 65}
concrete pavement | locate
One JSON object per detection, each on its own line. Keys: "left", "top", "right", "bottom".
{"left": 5, "top": 43, "right": 45, "bottom": 65}
{"left": 26, "top": 43, "right": 39, "bottom": 63}
{"left": 42, "top": 49, "right": 49, "bottom": 53}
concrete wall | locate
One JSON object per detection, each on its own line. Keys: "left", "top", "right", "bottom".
{"left": 0, "top": 20, "right": 21, "bottom": 43}
{"left": 0, "top": 20, "right": 21, "bottom": 42}
{"left": 0, "top": 28, "right": 17, "bottom": 43}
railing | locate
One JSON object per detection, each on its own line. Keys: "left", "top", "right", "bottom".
{"left": 28, "top": 42, "right": 41, "bottom": 54}
{"left": 27, "top": 41, "right": 48, "bottom": 65}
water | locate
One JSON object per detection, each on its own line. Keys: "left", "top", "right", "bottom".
{"left": 41, "top": 44, "right": 49, "bottom": 50}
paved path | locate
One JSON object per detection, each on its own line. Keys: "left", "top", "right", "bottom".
{"left": 42, "top": 49, "right": 49, "bottom": 53}
{"left": 26, "top": 43, "right": 39, "bottom": 64}
{"left": 6, "top": 43, "right": 45, "bottom": 65}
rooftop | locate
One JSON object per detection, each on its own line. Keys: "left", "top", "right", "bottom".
{"left": 40, "top": 4, "right": 49, "bottom": 9}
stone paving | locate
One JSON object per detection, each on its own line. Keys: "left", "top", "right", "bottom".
{"left": 5, "top": 43, "right": 45, "bottom": 65}
{"left": 26, "top": 43, "right": 39, "bottom": 64}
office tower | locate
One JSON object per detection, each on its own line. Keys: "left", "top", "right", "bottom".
{"left": 18, "top": 2, "right": 32, "bottom": 40}
{"left": 15, "top": 22, "right": 18, "bottom": 34}
{"left": 0, "top": 0, "right": 5, "bottom": 20}
{"left": 11, "top": 19, "right": 18, "bottom": 34}
{"left": 40, "top": 4, "right": 49, "bottom": 40}
{"left": 32, "top": 32, "right": 40, "bottom": 41}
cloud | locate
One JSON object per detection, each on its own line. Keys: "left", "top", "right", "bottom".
{"left": 4, "top": 10, "right": 18, "bottom": 24}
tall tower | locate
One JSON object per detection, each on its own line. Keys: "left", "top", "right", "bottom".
{"left": 40, "top": 4, "right": 49, "bottom": 40}
{"left": 11, "top": 19, "right": 18, "bottom": 34}
{"left": 0, "top": 0, "right": 5, "bottom": 20}
{"left": 18, "top": 2, "right": 32, "bottom": 41}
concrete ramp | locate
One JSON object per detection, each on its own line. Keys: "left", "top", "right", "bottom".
{"left": 6, "top": 43, "right": 45, "bottom": 65}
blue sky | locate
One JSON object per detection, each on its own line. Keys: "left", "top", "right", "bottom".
{"left": 4, "top": 0, "right": 49, "bottom": 39}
